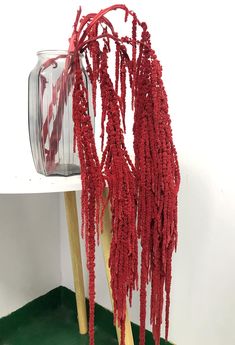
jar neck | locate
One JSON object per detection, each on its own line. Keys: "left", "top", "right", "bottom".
{"left": 37, "top": 50, "right": 68, "bottom": 62}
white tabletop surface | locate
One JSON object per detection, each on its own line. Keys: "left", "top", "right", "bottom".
{"left": 0, "top": 171, "right": 82, "bottom": 194}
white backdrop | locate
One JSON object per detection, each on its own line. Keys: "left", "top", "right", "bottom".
{"left": 0, "top": 1, "right": 235, "bottom": 345}
{"left": 0, "top": 194, "right": 61, "bottom": 317}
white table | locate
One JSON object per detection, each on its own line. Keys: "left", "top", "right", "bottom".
{"left": 0, "top": 172, "right": 82, "bottom": 194}
{"left": 0, "top": 172, "right": 87, "bottom": 334}
{"left": 0, "top": 172, "right": 134, "bottom": 345}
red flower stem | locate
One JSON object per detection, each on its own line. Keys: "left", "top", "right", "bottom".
{"left": 75, "top": 5, "right": 141, "bottom": 52}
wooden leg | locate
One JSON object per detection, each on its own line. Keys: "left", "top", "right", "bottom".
{"left": 101, "top": 190, "right": 134, "bottom": 345}
{"left": 64, "top": 191, "right": 88, "bottom": 335}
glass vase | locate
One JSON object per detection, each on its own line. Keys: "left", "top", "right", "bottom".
{"left": 28, "top": 50, "right": 94, "bottom": 176}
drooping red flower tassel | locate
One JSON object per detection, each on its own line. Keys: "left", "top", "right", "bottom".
{"left": 99, "top": 46, "right": 138, "bottom": 345}
{"left": 41, "top": 5, "right": 180, "bottom": 345}
{"left": 72, "top": 53, "right": 105, "bottom": 345}
{"left": 133, "top": 23, "right": 180, "bottom": 344}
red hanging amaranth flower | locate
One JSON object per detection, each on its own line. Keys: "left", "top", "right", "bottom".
{"left": 133, "top": 23, "right": 180, "bottom": 344}
{"left": 72, "top": 53, "right": 105, "bottom": 345}
{"left": 99, "top": 46, "right": 138, "bottom": 345}
{"left": 42, "top": 5, "right": 180, "bottom": 345}
{"left": 70, "top": 6, "right": 180, "bottom": 345}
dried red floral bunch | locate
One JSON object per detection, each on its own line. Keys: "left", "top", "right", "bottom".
{"left": 64, "top": 4, "right": 179, "bottom": 345}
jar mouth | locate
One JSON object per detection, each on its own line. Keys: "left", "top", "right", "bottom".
{"left": 37, "top": 50, "right": 84, "bottom": 58}
{"left": 37, "top": 50, "right": 69, "bottom": 56}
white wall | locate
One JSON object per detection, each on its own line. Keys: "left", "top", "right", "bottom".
{"left": 0, "top": 194, "right": 61, "bottom": 317}
{"left": 0, "top": 1, "right": 235, "bottom": 345}
{"left": 0, "top": 0, "right": 63, "bottom": 318}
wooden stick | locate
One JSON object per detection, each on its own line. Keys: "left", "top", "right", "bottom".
{"left": 64, "top": 191, "right": 88, "bottom": 334}
{"left": 101, "top": 189, "right": 134, "bottom": 345}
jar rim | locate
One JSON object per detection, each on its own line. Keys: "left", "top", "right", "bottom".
{"left": 37, "top": 50, "right": 70, "bottom": 56}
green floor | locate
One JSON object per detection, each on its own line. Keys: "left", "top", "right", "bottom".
{"left": 0, "top": 287, "right": 169, "bottom": 345}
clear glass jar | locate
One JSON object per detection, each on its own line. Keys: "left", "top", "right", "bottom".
{"left": 28, "top": 50, "right": 94, "bottom": 176}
